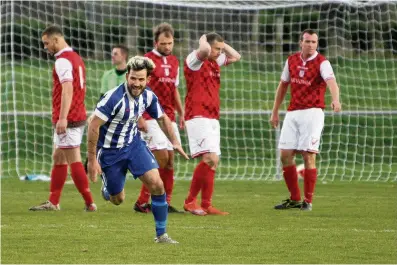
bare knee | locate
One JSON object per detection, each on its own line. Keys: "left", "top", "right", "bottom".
{"left": 280, "top": 150, "right": 295, "bottom": 167}
{"left": 302, "top": 152, "right": 316, "bottom": 169}
{"left": 110, "top": 192, "right": 125, "bottom": 205}
{"left": 202, "top": 153, "right": 219, "bottom": 170}
{"left": 52, "top": 150, "right": 67, "bottom": 165}
{"left": 147, "top": 178, "right": 165, "bottom": 195}
{"left": 154, "top": 150, "right": 169, "bottom": 169}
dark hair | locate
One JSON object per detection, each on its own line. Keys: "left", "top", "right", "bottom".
{"left": 153, "top": 22, "right": 174, "bottom": 42}
{"left": 112, "top": 44, "right": 129, "bottom": 61}
{"left": 300, "top": 29, "right": 318, "bottom": 41}
{"left": 206, "top": 32, "right": 224, "bottom": 45}
{"left": 42, "top": 25, "right": 64, "bottom": 37}
{"left": 127, "top": 56, "right": 155, "bottom": 76}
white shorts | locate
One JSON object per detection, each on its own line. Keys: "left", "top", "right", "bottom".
{"left": 186, "top": 118, "right": 220, "bottom": 158}
{"left": 141, "top": 120, "right": 181, "bottom": 151}
{"left": 53, "top": 125, "right": 85, "bottom": 149}
{"left": 278, "top": 108, "right": 324, "bottom": 153}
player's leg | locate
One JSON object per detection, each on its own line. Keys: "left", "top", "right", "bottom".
{"left": 135, "top": 149, "right": 168, "bottom": 212}
{"left": 59, "top": 125, "right": 96, "bottom": 211}
{"left": 135, "top": 119, "right": 168, "bottom": 213}
{"left": 274, "top": 111, "right": 302, "bottom": 209}
{"left": 162, "top": 122, "right": 183, "bottom": 213}
{"left": 98, "top": 149, "right": 128, "bottom": 205}
{"left": 296, "top": 108, "right": 325, "bottom": 211}
{"left": 130, "top": 142, "right": 178, "bottom": 243}
{"left": 183, "top": 118, "right": 212, "bottom": 216}
{"left": 29, "top": 145, "right": 67, "bottom": 211}
{"left": 300, "top": 152, "right": 316, "bottom": 211}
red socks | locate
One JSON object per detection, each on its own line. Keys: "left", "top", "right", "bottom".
{"left": 160, "top": 168, "right": 174, "bottom": 204}
{"left": 283, "top": 165, "right": 301, "bottom": 201}
{"left": 303, "top": 168, "right": 317, "bottom": 203}
{"left": 186, "top": 161, "right": 215, "bottom": 208}
{"left": 137, "top": 168, "right": 174, "bottom": 205}
{"left": 49, "top": 164, "right": 68, "bottom": 205}
{"left": 200, "top": 163, "right": 215, "bottom": 209}
{"left": 70, "top": 162, "right": 94, "bottom": 206}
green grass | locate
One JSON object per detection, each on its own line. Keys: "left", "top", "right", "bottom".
{"left": 1, "top": 178, "right": 396, "bottom": 263}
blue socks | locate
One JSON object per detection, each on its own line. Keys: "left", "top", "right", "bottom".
{"left": 151, "top": 193, "right": 168, "bottom": 237}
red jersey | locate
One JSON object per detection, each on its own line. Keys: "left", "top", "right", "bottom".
{"left": 143, "top": 50, "right": 179, "bottom": 122}
{"left": 184, "top": 51, "right": 228, "bottom": 120}
{"left": 284, "top": 52, "right": 331, "bottom": 111}
{"left": 52, "top": 47, "right": 86, "bottom": 125}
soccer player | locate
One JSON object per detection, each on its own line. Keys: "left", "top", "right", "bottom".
{"left": 83, "top": 44, "right": 147, "bottom": 172}
{"left": 183, "top": 33, "right": 241, "bottom": 215}
{"left": 134, "top": 22, "right": 184, "bottom": 214}
{"left": 270, "top": 29, "right": 341, "bottom": 211}
{"left": 29, "top": 25, "right": 96, "bottom": 212}
{"left": 86, "top": 56, "right": 188, "bottom": 243}
{"left": 100, "top": 44, "right": 129, "bottom": 98}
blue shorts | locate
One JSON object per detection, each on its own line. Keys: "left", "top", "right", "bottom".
{"left": 97, "top": 139, "right": 159, "bottom": 195}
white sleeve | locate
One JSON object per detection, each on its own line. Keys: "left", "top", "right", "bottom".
{"left": 55, "top": 58, "right": 73, "bottom": 83}
{"left": 175, "top": 66, "right": 180, "bottom": 87}
{"left": 186, "top": 50, "right": 204, "bottom": 71}
{"left": 216, "top": 53, "right": 227, "bottom": 66}
{"left": 320, "top": 60, "right": 336, "bottom": 81}
{"left": 280, "top": 59, "right": 290, "bottom": 82}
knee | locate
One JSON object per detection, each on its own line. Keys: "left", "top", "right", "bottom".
{"left": 156, "top": 153, "right": 169, "bottom": 169}
{"left": 148, "top": 178, "right": 165, "bottom": 195}
{"left": 110, "top": 193, "right": 125, "bottom": 205}
{"left": 280, "top": 153, "right": 294, "bottom": 166}
{"left": 203, "top": 154, "right": 219, "bottom": 170}
{"left": 52, "top": 152, "right": 65, "bottom": 165}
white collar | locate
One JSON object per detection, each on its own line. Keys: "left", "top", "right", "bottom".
{"left": 300, "top": 51, "right": 318, "bottom": 63}
{"left": 54, "top": 47, "right": 73, "bottom": 57}
{"left": 152, "top": 49, "right": 163, "bottom": 57}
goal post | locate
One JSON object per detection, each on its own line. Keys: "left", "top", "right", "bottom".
{"left": 1, "top": 0, "right": 396, "bottom": 181}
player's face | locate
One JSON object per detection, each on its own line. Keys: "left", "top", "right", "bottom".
{"left": 209, "top": 41, "right": 225, "bottom": 61}
{"left": 42, "top": 34, "right": 58, "bottom": 56}
{"left": 155, "top": 33, "right": 174, "bottom": 56}
{"left": 300, "top": 33, "right": 318, "bottom": 58}
{"left": 126, "top": 69, "right": 149, "bottom": 98}
{"left": 111, "top": 48, "right": 125, "bottom": 66}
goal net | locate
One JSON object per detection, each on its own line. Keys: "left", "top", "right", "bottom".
{"left": 1, "top": 0, "right": 396, "bottom": 181}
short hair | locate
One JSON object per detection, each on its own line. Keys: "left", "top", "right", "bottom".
{"left": 112, "top": 44, "right": 129, "bottom": 60}
{"left": 153, "top": 22, "right": 174, "bottom": 42}
{"left": 300, "top": 29, "right": 318, "bottom": 41}
{"left": 127, "top": 56, "right": 155, "bottom": 76}
{"left": 206, "top": 32, "right": 224, "bottom": 45}
{"left": 42, "top": 25, "right": 63, "bottom": 37}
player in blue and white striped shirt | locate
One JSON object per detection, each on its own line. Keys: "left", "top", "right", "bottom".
{"left": 86, "top": 56, "right": 189, "bottom": 243}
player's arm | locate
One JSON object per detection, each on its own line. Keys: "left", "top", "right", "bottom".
{"left": 321, "top": 60, "right": 341, "bottom": 112}
{"left": 54, "top": 58, "right": 74, "bottom": 134}
{"left": 86, "top": 115, "right": 106, "bottom": 182}
{"left": 157, "top": 114, "right": 189, "bottom": 160}
{"left": 223, "top": 43, "right": 241, "bottom": 64}
{"left": 173, "top": 66, "right": 184, "bottom": 129}
{"left": 57, "top": 81, "right": 73, "bottom": 134}
{"left": 326, "top": 79, "right": 341, "bottom": 112}
{"left": 100, "top": 72, "right": 108, "bottom": 95}
{"left": 270, "top": 59, "right": 290, "bottom": 128}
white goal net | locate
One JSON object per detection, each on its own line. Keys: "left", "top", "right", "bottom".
{"left": 1, "top": 0, "right": 396, "bottom": 181}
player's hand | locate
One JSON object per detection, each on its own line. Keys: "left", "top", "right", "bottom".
{"left": 270, "top": 111, "right": 279, "bottom": 128}
{"left": 199, "top": 34, "right": 207, "bottom": 44}
{"left": 179, "top": 116, "right": 185, "bottom": 130}
{"left": 331, "top": 101, "right": 342, "bottom": 112}
{"left": 137, "top": 117, "right": 148, "bottom": 133}
{"left": 56, "top": 118, "right": 68, "bottom": 134}
{"left": 87, "top": 159, "right": 101, "bottom": 183}
{"left": 173, "top": 143, "right": 189, "bottom": 160}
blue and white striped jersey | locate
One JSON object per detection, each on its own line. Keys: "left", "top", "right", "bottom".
{"left": 94, "top": 83, "right": 164, "bottom": 149}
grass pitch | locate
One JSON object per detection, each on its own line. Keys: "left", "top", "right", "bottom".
{"left": 1, "top": 178, "right": 396, "bottom": 264}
